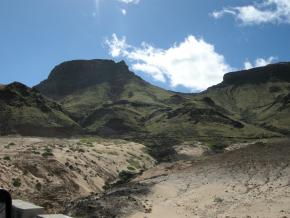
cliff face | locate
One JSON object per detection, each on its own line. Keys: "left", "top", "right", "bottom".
{"left": 35, "top": 59, "right": 139, "bottom": 100}
{"left": 222, "top": 62, "right": 290, "bottom": 85}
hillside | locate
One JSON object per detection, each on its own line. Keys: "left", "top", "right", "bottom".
{"left": 34, "top": 59, "right": 280, "bottom": 150}
{"left": 0, "top": 137, "right": 155, "bottom": 213}
{"left": 0, "top": 82, "right": 81, "bottom": 137}
{"left": 66, "top": 139, "right": 290, "bottom": 218}
{"left": 201, "top": 62, "right": 290, "bottom": 136}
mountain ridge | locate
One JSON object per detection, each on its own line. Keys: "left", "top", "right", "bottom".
{"left": 1, "top": 59, "right": 289, "bottom": 150}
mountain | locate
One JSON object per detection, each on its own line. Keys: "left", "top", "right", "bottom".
{"left": 201, "top": 62, "right": 290, "bottom": 136}
{"left": 0, "top": 82, "right": 81, "bottom": 137}
{"left": 34, "top": 59, "right": 279, "bottom": 153}
{"left": 35, "top": 60, "right": 174, "bottom": 135}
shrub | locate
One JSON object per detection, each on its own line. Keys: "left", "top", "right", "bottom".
{"left": 42, "top": 151, "right": 54, "bottom": 157}
{"left": 3, "top": 156, "right": 11, "bottom": 161}
{"left": 12, "top": 178, "right": 21, "bottom": 187}
{"left": 214, "top": 197, "right": 223, "bottom": 203}
{"left": 127, "top": 166, "right": 136, "bottom": 171}
{"left": 118, "top": 170, "right": 135, "bottom": 183}
{"left": 35, "top": 182, "right": 42, "bottom": 191}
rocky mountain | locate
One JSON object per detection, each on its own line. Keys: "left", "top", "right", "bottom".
{"left": 34, "top": 59, "right": 282, "bottom": 151}
{"left": 1, "top": 59, "right": 288, "bottom": 146}
{"left": 201, "top": 62, "right": 290, "bottom": 136}
{"left": 35, "top": 60, "right": 174, "bottom": 137}
{"left": 0, "top": 82, "right": 81, "bottom": 136}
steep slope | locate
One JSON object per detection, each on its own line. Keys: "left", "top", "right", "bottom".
{"left": 35, "top": 59, "right": 173, "bottom": 121}
{"left": 0, "top": 82, "right": 81, "bottom": 136}
{"left": 0, "top": 137, "right": 155, "bottom": 213}
{"left": 201, "top": 62, "right": 290, "bottom": 135}
{"left": 35, "top": 59, "right": 277, "bottom": 149}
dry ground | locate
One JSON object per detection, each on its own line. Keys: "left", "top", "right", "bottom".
{"left": 130, "top": 140, "right": 290, "bottom": 218}
{"left": 0, "top": 136, "right": 155, "bottom": 213}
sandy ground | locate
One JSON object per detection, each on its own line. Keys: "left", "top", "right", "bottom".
{"left": 0, "top": 136, "right": 155, "bottom": 213}
{"left": 128, "top": 140, "right": 290, "bottom": 218}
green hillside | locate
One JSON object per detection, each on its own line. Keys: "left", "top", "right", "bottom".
{"left": 201, "top": 62, "right": 290, "bottom": 136}
{"left": 34, "top": 59, "right": 284, "bottom": 149}
{"left": 0, "top": 82, "right": 81, "bottom": 136}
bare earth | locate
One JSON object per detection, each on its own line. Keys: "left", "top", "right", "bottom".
{"left": 129, "top": 140, "right": 290, "bottom": 218}
{"left": 0, "top": 137, "right": 155, "bottom": 213}
{"left": 1, "top": 137, "right": 290, "bottom": 218}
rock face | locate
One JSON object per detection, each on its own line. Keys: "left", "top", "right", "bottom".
{"left": 0, "top": 82, "right": 81, "bottom": 136}
{"left": 35, "top": 60, "right": 138, "bottom": 100}
{"left": 222, "top": 62, "right": 290, "bottom": 86}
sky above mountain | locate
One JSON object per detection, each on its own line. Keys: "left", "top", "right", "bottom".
{"left": 1, "top": 0, "right": 290, "bottom": 92}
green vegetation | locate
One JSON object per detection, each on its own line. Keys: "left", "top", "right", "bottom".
{"left": 12, "top": 178, "right": 21, "bottom": 187}
{"left": 3, "top": 156, "right": 11, "bottom": 161}
{"left": 118, "top": 170, "right": 136, "bottom": 183}
{"left": 127, "top": 159, "right": 141, "bottom": 169}
{"left": 1, "top": 60, "right": 290, "bottom": 161}
{"left": 0, "top": 82, "right": 81, "bottom": 137}
{"left": 42, "top": 147, "right": 54, "bottom": 157}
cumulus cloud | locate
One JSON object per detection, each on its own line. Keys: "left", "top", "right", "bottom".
{"left": 106, "top": 34, "right": 232, "bottom": 91}
{"left": 212, "top": 0, "right": 290, "bottom": 25}
{"left": 244, "top": 57, "right": 276, "bottom": 69}
{"left": 117, "top": 0, "right": 140, "bottom": 4}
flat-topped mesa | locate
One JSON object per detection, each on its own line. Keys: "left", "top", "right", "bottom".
{"left": 222, "top": 62, "right": 290, "bottom": 86}
{"left": 35, "top": 59, "right": 137, "bottom": 99}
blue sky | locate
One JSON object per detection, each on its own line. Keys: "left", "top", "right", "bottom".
{"left": 1, "top": 0, "right": 290, "bottom": 92}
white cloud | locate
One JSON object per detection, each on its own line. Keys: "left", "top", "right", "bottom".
{"left": 212, "top": 0, "right": 290, "bottom": 25}
{"left": 121, "top": 9, "right": 127, "bottom": 15}
{"left": 117, "top": 0, "right": 140, "bottom": 4}
{"left": 106, "top": 34, "right": 232, "bottom": 91}
{"left": 244, "top": 57, "right": 276, "bottom": 69}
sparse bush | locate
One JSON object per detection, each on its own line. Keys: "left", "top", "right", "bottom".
{"left": 42, "top": 151, "right": 54, "bottom": 157}
{"left": 35, "top": 182, "right": 42, "bottom": 191}
{"left": 118, "top": 170, "right": 135, "bottom": 183}
{"left": 127, "top": 159, "right": 141, "bottom": 169}
{"left": 12, "top": 178, "right": 21, "bottom": 187}
{"left": 214, "top": 197, "right": 223, "bottom": 203}
{"left": 41, "top": 146, "right": 54, "bottom": 157}
{"left": 107, "top": 151, "right": 118, "bottom": 156}
{"left": 103, "top": 180, "right": 112, "bottom": 190}
{"left": 78, "top": 148, "right": 85, "bottom": 153}
{"left": 3, "top": 156, "right": 11, "bottom": 161}
{"left": 127, "top": 166, "right": 136, "bottom": 171}
{"left": 208, "top": 144, "right": 226, "bottom": 151}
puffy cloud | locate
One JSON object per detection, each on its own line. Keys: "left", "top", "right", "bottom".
{"left": 212, "top": 0, "right": 290, "bottom": 25}
{"left": 244, "top": 57, "right": 276, "bottom": 69}
{"left": 106, "top": 34, "right": 232, "bottom": 91}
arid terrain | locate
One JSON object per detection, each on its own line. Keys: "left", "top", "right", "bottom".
{"left": 66, "top": 139, "right": 290, "bottom": 218}
{"left": 0, "top": 137, "right": 155, "bottom": 213}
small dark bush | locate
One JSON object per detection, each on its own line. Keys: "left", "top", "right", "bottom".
{"left": 12, "top": 178, "right": 21, "bottom": 187}
{"left": 118, "top": 170, "right": 135, "bottom": 183}
{"left": 3, "top": 156, "right": 11, "bottom": 161}
{"left": 42, "top": 151, "right": 54, "bottom": 157}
